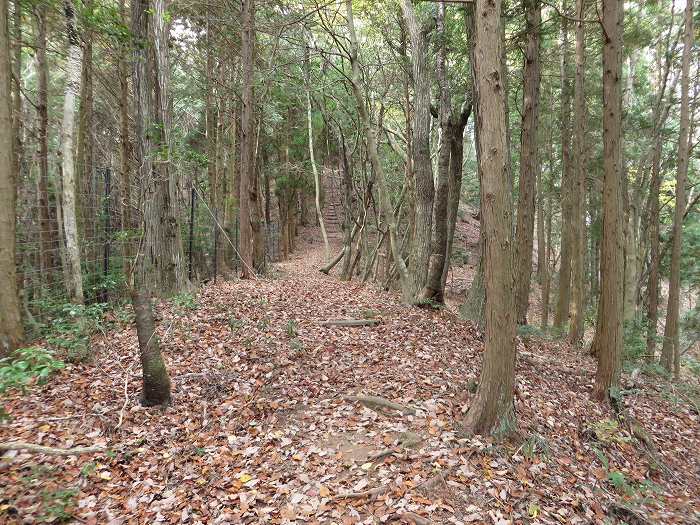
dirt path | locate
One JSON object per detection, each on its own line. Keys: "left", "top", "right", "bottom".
{"left": 1, "top": 229, "right": 698, "bottom": 524}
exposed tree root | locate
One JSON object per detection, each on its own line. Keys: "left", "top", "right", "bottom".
{"left": 416, "top": 464, "right": 458, "bottom": 494}
{"left": 335, "top": 485, "right": 390, "bottom": 500}
{"left": 0, "top": 442, "right": 106, "bottom": 456}
{"left": 608, "top": 502, "right": 658, "bottom": 525}
{"left": 367, "top": 448, "right": 395, "bottom": 461}
{"left": 343, "top": 394, "right": 417, "bottom": 415}
{"left": 393, "top": 511, "right": 433, "bottom": 525}
{"left": 321, "top": 319, "right": 381, "bottom": 327}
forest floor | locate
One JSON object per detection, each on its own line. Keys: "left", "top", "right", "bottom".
{"left": 1, "top": 226, "right": 699, "bottom": 525}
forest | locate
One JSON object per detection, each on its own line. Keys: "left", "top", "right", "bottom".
{"left": 0, "top": 0, "right": 699, "bottom": 522}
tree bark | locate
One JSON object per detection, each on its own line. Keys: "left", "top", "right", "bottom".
{"left": 568, "top": 0, "right": 586, "bottom": 346}
{"left": 60, "top": 0, "right": 84, "bottom": 305}
{"left": 77, "top": 0, "right": 95, "bottom": 271}
{"left": 660, "top": 0, "right": 693, "bottom": 378}
{"left": 462, "top": 0, "right": 516, "bottom": 437}
{"left": 554, "top": 2, "right": 573, "bottom": 328}
{"left": 10, "top": 0, "right": 20, "bottom": 186}
{"left": 34, "top": 8, "right": 53, "bottom": 284}
{"left": 645, "top": 136, "right": 661, "bottom": 361}
{"left": 441, "top": 111, "right": 471, "bottom": 292}
{"left": 239, "top": 0, "right": 264, "bottom": 277}
{"left": 131, "top": 288, "right": 171, "bottom": 406}
{"left": 541, "top": 177, "right": 552, "bottom": 330}
{"left": 1, "top": 0, "right": 23, "bottom": 355}
{"left": 514, "top": 0, "right": 541, "bottom": 325}
{"left": 422, "top": 0, "right": 450, "bottom": 304}
{"left": 345, "top": 0, "right": 410, "bottom": 298}
{"left": 591, "top": 0, "right": 624, "bottom": 403}
{"left": 400, "top": 0, "right": 434, "bottom": 301}
{"left": 118, "top": 0, "right": 131, "bottom": 235}
{"left": 205, "top": 9, "right": 218, "bottom": 231}
{"left": 304, "top": 46, "right": 329, "bottom": 260}
{"left": 131, "top": 0, "right": 186, "bottom": 295}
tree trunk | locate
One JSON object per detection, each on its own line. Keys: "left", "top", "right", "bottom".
{"left": 118, "top": 0, "right": 131, "bottom": 235}
{"left": 462, "top": 0, "right": 516, "bottom": 437}
{"left": 541, "top": 181, "right": 552, "bottom": 330}
{"left": 60, "top": 0, "right": 84, "bottom": 305}
{"left": 514, "top": 0, "right": 541, "bottom": 325}
{"left": 131, "top": 0, "right": 186, "bottom": 295}
{"left": 0, "top": 0, "right": 23, "bottom": 356}
{"left": 34, "top": 8, "right": 53, "bottom": 284}
{"left": 205, "top": 9, "right": 218, "bottom": 232}
{"left": 591, "top": 0, "right": 624, "bottom": 403}
{"left": 462, "top": 234, "right": 485, "bottom": 329}
{"left": 304, "top": 47, "right": 329, "bottom": 260}
{"left": 339, "top": 131, "right": 354, "bottom": 277}
{"left": 568, "top": 0, "right": 587, "bottom": 346}
{"left": 77, "top": 1, "right": 94, "bottom": 275}
{"left": 536, "top": 158, "right": 545, "bottom": 288}
{"left": 239, "top": 0, "right": 264, "bottom": 277}
{"left": 423, "top": 0, "right": 450, "bottom": 304}
{"left": 345, "top": 0, "right": 410, "bottom": 298}
{"left": 400, "top": 0, "right": 434, "bottom": 301}
{"left": 441, "top": 112, "right": 471, "bottom": 292}
{"left": 225, "top": 99, "right": 238, "bottom": 265}
{"left": 660, "top": 0, "right": 693, "bottom": 378}
{"left": 10, "top": 0, "right": 21, "bottom": 186}
{"left": 554, "top": 2, "right": 573, "bottom": 328}
{"left": 131, "top": 288, "right": 171, "bottom": 406}
{"left": 645, "top": 135, "right": 661, "bottom": 361}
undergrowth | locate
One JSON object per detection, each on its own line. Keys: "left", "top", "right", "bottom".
{"left": 0, "top": 347, "right": 65, "bottom": 421}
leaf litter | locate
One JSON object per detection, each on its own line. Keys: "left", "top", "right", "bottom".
{"left": 1, "top": 228, "right": 698, "bottom": 524}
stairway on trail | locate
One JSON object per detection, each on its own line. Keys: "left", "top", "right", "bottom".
{"left": 321, "top": 169, "right": 344, "bottom": 239}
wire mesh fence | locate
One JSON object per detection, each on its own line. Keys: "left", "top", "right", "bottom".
{"left": 16, "top": 167, "right": 282, "bottom": 341}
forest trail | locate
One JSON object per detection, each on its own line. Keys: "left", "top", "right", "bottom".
{"left": 1, "top": 229, "right": 699, "bottom": 524}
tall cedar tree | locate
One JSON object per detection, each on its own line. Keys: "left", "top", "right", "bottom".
{"left": 592, "top": 0, "right": 624, "bottom": 402}
{"left": 462, "top": 0, "right": 517, "bottom": 436}
{"left": 514, "top": 0, "right": 541, "bottom": 324}
{"left": 60, "top": 0, "right": 84, "bottom": 304}
{"left": 0, "top": 0, "right": 24, "bottom": 356}
{"left": 661, "top": 0, "right": 693, "bottom": 377}
{"left": 568, "top": 0, "right": 587, "bottom": 345}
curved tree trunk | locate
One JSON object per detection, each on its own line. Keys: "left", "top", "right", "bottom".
{"left": 422, "top": 1, "right": 450, "bottom": 304}
{"left": 131, "top": 288, "right": 171, "bottom": 406}
{"left": 345, "top": 0, "right": 410, "bottom": 298}
{"left": 304, "top": 46, "right": 330, "bottom": 260}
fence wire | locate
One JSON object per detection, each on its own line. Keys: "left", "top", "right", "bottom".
{"left": 16, "top": 167, "right": 282, "bottom": 341}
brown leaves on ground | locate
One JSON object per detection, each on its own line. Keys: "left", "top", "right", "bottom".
{"left": 1, "top": 228, "right": 698, "bottom": 524}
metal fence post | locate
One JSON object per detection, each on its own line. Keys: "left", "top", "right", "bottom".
{"left": 189, "top": 185, "right": 196, "bottom": 281}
